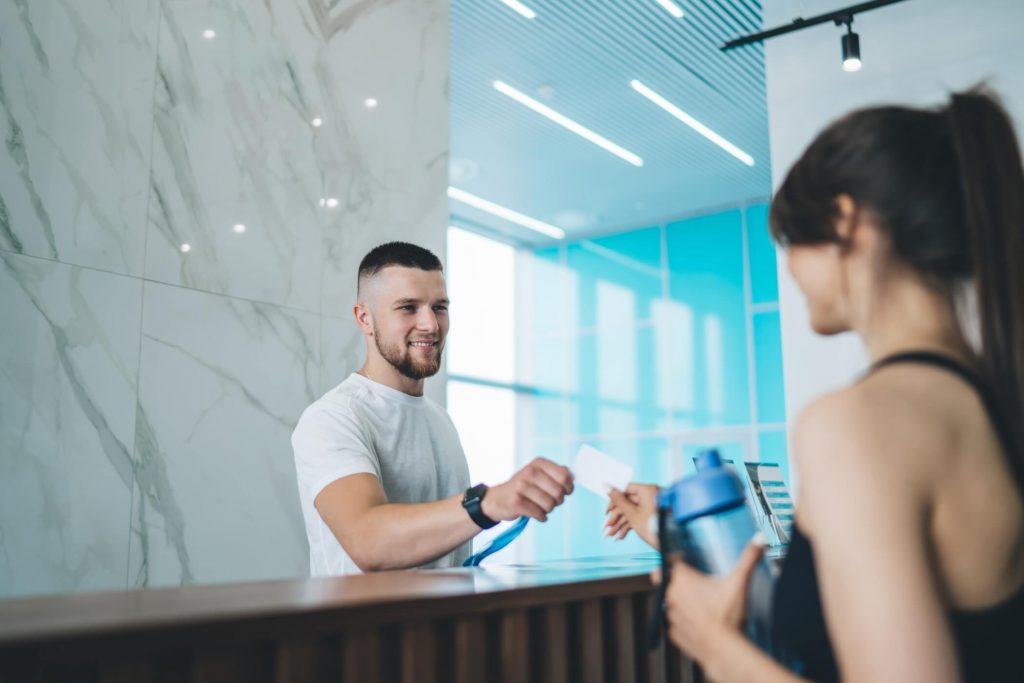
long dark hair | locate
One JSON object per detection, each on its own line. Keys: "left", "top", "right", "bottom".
{"left": 769, "top": 87, "right": 1024, "bottom": 481}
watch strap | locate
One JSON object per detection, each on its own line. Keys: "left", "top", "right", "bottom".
{"left": 463, "top": 484, "right": 499, "bottom": 529}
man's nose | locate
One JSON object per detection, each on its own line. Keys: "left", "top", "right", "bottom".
{"left": 415, "top": 308, "right": 439, "bottom": 332}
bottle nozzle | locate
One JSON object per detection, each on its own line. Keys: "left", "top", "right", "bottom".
{"left": 695, "top": 448, "right": 723, "bottom": 471}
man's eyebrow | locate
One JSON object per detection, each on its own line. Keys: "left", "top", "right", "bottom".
{"left": 391, "top": 297, "right": 449, "bottom": 306}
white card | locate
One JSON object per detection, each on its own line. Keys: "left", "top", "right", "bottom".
{"left": 571, "top": 445, "right": 633, "bottom": 499}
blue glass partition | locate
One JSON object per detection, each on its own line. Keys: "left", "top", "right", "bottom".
{"left": 525, "top": 202, "right": 789, "bottom": 561}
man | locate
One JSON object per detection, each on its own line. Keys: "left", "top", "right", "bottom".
{"left": 292, "top": 241, "right": 574, "bottom": 574}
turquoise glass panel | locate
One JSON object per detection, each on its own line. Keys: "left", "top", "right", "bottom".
{"left": 565, "top": 437, "right": 668, "bottom": 560}
{"left": 634, "top": 326, "right": 671, "bottom": 432}
{"left": 535, "top": 246, "right": 561, "bottom": 263}
{"left": 566, "top": 226, "right": 662, "bottom": 327}
{"left": 527, "top": 335, "right": 574, "bottom": 394}
{"left": 665, "top": 210, "right": 749, "bottom": 427}
{"left": 530, "top": 393, "right": 569, "bottom": 439}
{"left": 526, "top": 441, "right": 575, "bottom": 562}
{"left": 754, "top": 311, "right": 786, "bottom": 424}
{"left": 574, "top": 333, "right": 599, "bottom": 435}
{"left": 746, "top": 203, "right": 779, "bottom": 304}
{"left": 528, "top": 246, "right": 570, "bottom": 337}
{"left": 522, "top": 205, "right": 791, "bottom": 563}
{"left": 570, "top": 327, "right": 666, "bottom": 435}
{"left": 757, "top": 429, "right": 792, "bottom": 491}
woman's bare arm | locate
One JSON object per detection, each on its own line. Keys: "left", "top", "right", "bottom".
{"left": 793, "top": 391, "right": 960, "bottom": 682}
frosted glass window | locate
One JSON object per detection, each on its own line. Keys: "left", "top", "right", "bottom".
{"left": 747, "top": 204, "right": 780, "bottom": 304}
{"left": 754, "top": 312, "right": 786, "bottom": 424}
{"left": 446, "top": 380, "right": 516, "bottom": 487}
{"left": 446, "top": 227, "right": 515, "bottom": 383}
{"left": 596, "top": 281, "right": 637, "bottom": 402}
{"left": 567, "top": 227, "right": 662, "bottom": 327}
{"left": 653, "top": 299, "right": 695, "bottom": 414}
{"left": 666, "top": 210, "right": 750, "bottom": 426}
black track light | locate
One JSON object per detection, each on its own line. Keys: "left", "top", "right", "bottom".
{"left": 720, "top": 0, "right": 910, "bottom": 74}
{"left": 840, "top": 20, "right": 862, "bottom": 72}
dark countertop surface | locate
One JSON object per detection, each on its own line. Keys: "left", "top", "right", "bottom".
{"left": 0, "top": 554, "right": 664, "bottom": 647}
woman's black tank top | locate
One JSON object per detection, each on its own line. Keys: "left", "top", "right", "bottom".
{"left": 770, "top": 351, "right": 1024, "bottom": 682}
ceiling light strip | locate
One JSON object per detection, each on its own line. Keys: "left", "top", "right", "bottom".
{"left": 653, "top": 0, "right": 685, "bottom": 19}
{"left": 499, "top": 0, "right": 536, "bottom": 20}
{"left": 630, "top": 80, "right": 755, "bottom": 166}
{"left": 493, "top": 80, "right": 644, "bottom": 168}
{"left": 448, "top": 187, "right": 566, "bottom": 240}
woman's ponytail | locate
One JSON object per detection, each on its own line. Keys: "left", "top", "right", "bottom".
{"left": 948, "top": 88, "right": 1024, "bottom": 477}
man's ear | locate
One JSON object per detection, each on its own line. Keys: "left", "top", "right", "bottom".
{"left": 353, "top": 302, "right": 374, "bottom": 336}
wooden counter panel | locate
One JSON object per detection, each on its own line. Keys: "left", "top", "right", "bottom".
{"left": 0, "top": 557, "right": 696, "bottom": 683}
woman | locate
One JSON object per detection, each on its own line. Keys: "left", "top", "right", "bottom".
{"left": 605, "top": 88, "right": 1024, "bottom": 681}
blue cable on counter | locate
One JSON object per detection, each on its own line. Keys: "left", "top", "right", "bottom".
{"left": 462, "top": 516, "right": 530, "bottom": 567}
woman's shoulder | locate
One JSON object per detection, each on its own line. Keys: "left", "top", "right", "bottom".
{"left": 794, "top": 379, "right": 931, "bottom": 444}
{"left": 792, "top": 377, "right": 953, "bottom": 505}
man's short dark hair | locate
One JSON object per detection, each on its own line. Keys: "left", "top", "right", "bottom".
{"left": 357, "top": 242, "right": 443, "bottom": 293}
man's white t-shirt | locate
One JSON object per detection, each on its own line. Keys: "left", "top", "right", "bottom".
{"left": 291, "top": 373, "right": 471, "bottom": 575}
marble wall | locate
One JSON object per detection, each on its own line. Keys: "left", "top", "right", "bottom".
{"left": 0, "top": 0, "right": 449, "bottom": 598}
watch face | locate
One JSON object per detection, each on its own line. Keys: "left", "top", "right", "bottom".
{"left": 465, "top": 483, "right": 486, "bottom": 504}
{"left": 463, "top": 483, "right": 497, "bottom": 529}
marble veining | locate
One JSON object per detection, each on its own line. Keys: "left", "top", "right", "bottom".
{"left": 0, "top": 252, "right": 141, "bottom": 596}
{"left": 0, "top": 67, "right": 54, "bottom": 258}
{"left": 144, "top": 1, "right": 327, "bottom": 313}
{"left": 129, "top": 406, "right": 194, "bottom": 587}
{"left": 316, "top": 0, "right": 449, "bottom": 315}
{"left": 0, "top": 0, "right": 448, "bottom": 598}
{"left": 0, "top": 0, "right": 159, "bottom": 275}
{"left": 320, "top": 316, "right": 364, "bottom": 396}
{"left": 128, "top": 281, "right": 319, "bottom": 586}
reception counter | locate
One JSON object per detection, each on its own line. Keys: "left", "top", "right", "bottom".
{"left": 0, "top": 555, "right": 698, "bottom": 682}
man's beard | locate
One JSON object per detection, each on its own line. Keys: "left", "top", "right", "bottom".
{"left": 373, "top": 330, "right": 443, "bottom": 380}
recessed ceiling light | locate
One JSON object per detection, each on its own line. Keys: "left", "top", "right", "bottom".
{"left": 233, "top": 223, "right": 246, "bottom": 234}
{"left": 364, "top": 98, "right": 378, "bottom": 108}
{"left": 493, "top": 80, "right": 643, "bottom": 167}
{"left": 630, "top": 80, "right": 754, "bottom": 166}
{"left": 450, "top": 158, "right": 480, "bottom": 183}
{"left": 180, "top": 243, "right": 192, "bottom": 253}
{"left": 448, "top": 187, "right": 565, "bottom": 240}
{"left": 536, "top": 84, "right": 556, "bottom": 100}
{"left": 499, "top": 0, "right": 536, "bottom": 19}
{"left": 653, "top": 0, "right": 684, "bottom": 19}
{"left": 311, "top": 117, "right": 323, "bottom": 127}
{"left": 202, "top": 29, "right": 216, "bottom": 39}
{"left": 325, "top": 197, "right": 339, "bottom": 209}
{"left": 549, "top": 210, "right": 593, "bottom": 231}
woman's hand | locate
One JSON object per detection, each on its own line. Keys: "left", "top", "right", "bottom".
{"left": 660, "top": 538, "right": 766, "bottom": 666}
{"left": 604, "top": 483, "right": 660, "bottom": 548}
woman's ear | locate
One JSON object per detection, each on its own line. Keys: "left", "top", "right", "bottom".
{"left": 833, "top": 194, "right": 858, "bottom": 242}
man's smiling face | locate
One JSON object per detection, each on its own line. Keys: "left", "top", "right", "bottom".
{"left": 365, "top": 266, "right": 449, "bottom": 380}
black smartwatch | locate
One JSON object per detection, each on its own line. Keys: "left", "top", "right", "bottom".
{"left": 462, "top": 483, "right": 498, "bottom": 529}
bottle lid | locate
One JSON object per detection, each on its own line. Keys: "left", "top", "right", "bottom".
{"left": 664, "top": 448, "right": 745, "bottom": 523}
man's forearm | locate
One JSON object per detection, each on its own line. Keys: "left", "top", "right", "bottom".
{"left": 346, "top": 493, "right": 480, "bottom": 571}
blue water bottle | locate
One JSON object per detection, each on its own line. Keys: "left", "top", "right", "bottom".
{"left": 654, "top": 448, "right": 775, "bottom": 651}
